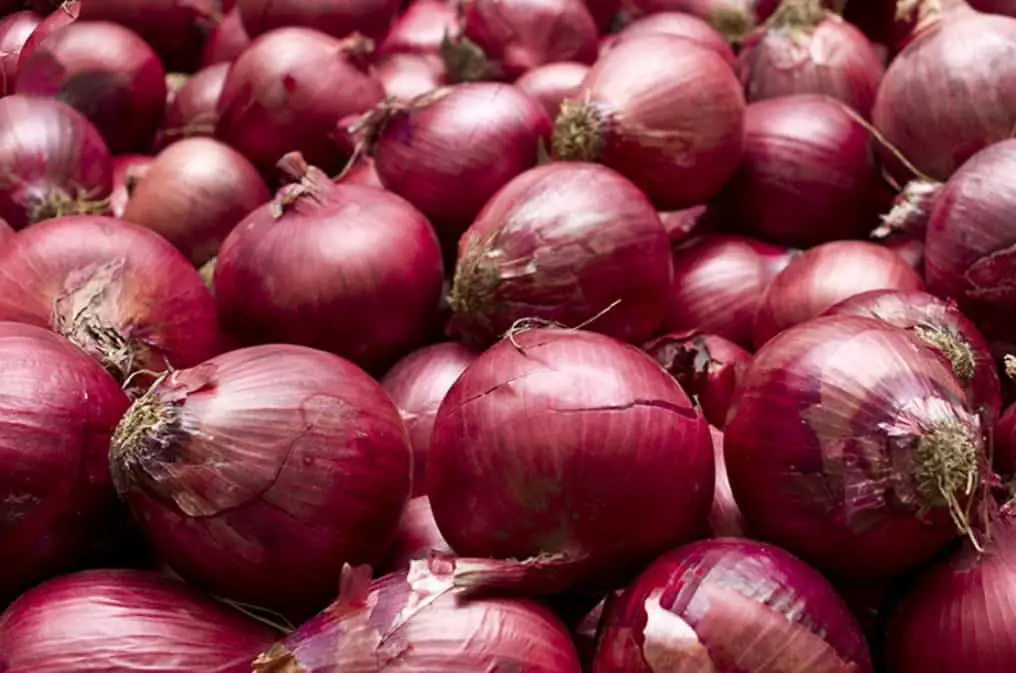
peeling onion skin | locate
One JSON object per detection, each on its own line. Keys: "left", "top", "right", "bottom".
{"left": 614, "top": 11, "right": 736, "bottom": 66}
{"left": 377, "top": 495, "right": 454, "bottom": 573}
{"left": 593, "top": 538, "right": 873, "bottom": 673}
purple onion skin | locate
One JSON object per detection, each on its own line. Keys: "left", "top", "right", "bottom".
{"left": 0, "top": 11, "right": 42, "bottom": 97}
{"left": 615, "top": 11, "right": 736, "bottom": 66}
{"left": 376, "top": 495, "right": 454, "bottom": 573}
{"left": 593, "top": 538, "right": 873, "bottom": 673}
{"left": 514, "top": 61, "right": 591, "bottom": 120}
{"left": 995, "top": 403, "right": 1016, "bottom": 477}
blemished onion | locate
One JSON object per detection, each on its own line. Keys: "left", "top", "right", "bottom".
{"left": 0, "top": 323, "right": 127, "bottom": 602}
{"left": 378, "top": 495, "right": 454, "bottom": 572}
{"left": 17, "top": 1, "right": 78, "bottom": 70}
{"left": 614, "top": 11, "right": 736, "bottom": 66}
{"left": 109, "top": 344, "right": 412, "bottom": 616}
{"left": 593, "top": 538, "right": 873, "bottom": 672}
{"left": 726, "top": 314, "right": 988, "bottom": 580}
{"left": 335, "top": 156, "right": 383, "bottom": 187}
{"left": 374, "top": 52, "right": 447, "bottom": 101}
{"left": 0, "top": 95, "right": 112, "bottom": 230}
{"left": 737, "top": 0, "right": 886, "bottom": 115}
{"left": 754, "top": 240, "right": 925, "bottom": 348}
{"left": 428, "top": 328, "right": 714, "bottom": 592}
{"left": 214, "top": 154, "right": 444, "bottom": 372}
{"left": 448, "top": 163, "right": 673, "bottom": 346}
{"left": 216, "top": 28, "right": 384, "bottom": 173}
{"left": 553, "top": 35, "right": 745, "bottom": 211}
{"left": 872, "top": 0, "right": 1016, "bottom": 181}
{"left": 380, "top": 341, "right": 479, "bottom": 494}
{"left": 0, "top": 216, "right": 221, "bottom": 382}
{"left": 379, "top": 0, "right": 457, "bottom": 55}
{"left": 442, "top": 0, "right": 598, "bottom": 82}
{"left": 201, "top": 8, "right": 251, "bottom": 67}
{"left": 108, "top": 154, "right": 152, "bottom": 218}
{"left": 16, "top": 21, "right": 167, "bottom": 154}
{"left": 156, "top": 62, "right": 229, "bottom": 149}
{"left": 0, "top": 11, "right": 42, "bottom": 96}
{"left": 0, "top": 569, "right": 276, "bottom": 672}
{"left": 715, "top": 94, "right": 889, "bottom": 248}
{"left": 367, "top": 83, "right": 552, "bottom": 244}
{"left": 124, "top": 138, "right": 270, "bottom": 267}
{"left": 252, "top": 563, "right": 582, "bottom": 672}
{"left": 707, "top": 426, "right": 748, "bottom": 537}
{"left": 514, "top": 61, "right": 590, "bottom": 120}
{"left": 629, "top": 0, "right": 780, "bottom": 43}
{"left": 237, "top": 0, "right": 401, "bottom": 41}
{"left": 664, "top": 234, "right": 795, "bottom": 349}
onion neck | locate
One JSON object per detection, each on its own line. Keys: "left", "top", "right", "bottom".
{"left": 440, "top": 33, "right": 492, "bottom": 82}
{"left": 767, "top": 0, "right": 826, "bottom": 31}
{"left": 709, "top": 5, "right": 755, "bottom": 44}
{"left": 872, "top": 179, "right": 943, "bottom": 240}
{"left": 896, "top": 0, "right": 968, "bottom": 34}
{"left": 252, "top": 644, "right": 303, "bottom": 673}
{"left": 913, "top": 325, "right": 976, "bottom": 385}
{"left": 913, "top": 419, "right": 980, "bottom": 539}
{"left": 552, "top": 100, "right": 605, "bottom": 162}
{"left": 109, "top": 389, "right": 181, "bottom": 498}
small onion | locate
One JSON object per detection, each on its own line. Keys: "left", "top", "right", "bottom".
{"left": 375, "top": 51, "right": 447, "bottom": 101}
{"left": 108, "top": 154, "right": 152, "bottom": 218}
{"left": 707, "top": 426, "right": 747, "bottom": 537}
{"left": 201, "top": 8, "right": 251, "bottom": 67}
{"left": 614, "top": 11, "right": 736, "bottom": 66}
{"left": 156, "top": 62, "right": 229, "bottom": 149}
{"left": 379, "top": 0, "right": 457, "bottom": 55}
{"left": 378, "top": 495, "right": 454, "bottom": 573}
{"left": 17, "top": 1, "right": 78, "bottom": 70}
{"left": 629, "top": 0, "right": 780, "bottom": 43}
{"left": 593, "top": 538, "right": 873, "bottom": 672}
{"left": 237, "top": 0, "right": 401, "bottom": 41}
{"left": 0, "top": 11, "right": 42, "bottom": 96}
{"left": 514, "top": 61, "right": 591, "bottom": 120}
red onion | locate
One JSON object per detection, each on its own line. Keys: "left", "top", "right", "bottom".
{"left": 716, "top": 94, "right": 889, "bottom": 247}
{"left": 882, "top": 231, "right": 926, "bottom": 270}
{"left": 514, "top": 61, "right": 590, "bottom": 120}
{"left": 108, "top": 154, "right": 152, "bottom": 218}
{"left": 124, "top": 138, "right": 270, "bottom": 266}
{"left": 593, "top": 538, "right": 873, "bottom": 672}
{"left": 726, "top": 314, "right": 987, "bottom": 580}
{"left": 379, "top": 0, "right": 457, "bottom": 55}
{"left": 368, "top": 83, "right": 552, "bottom": 244}
{"left": 110, "top": 344, "right": 412, "bottom": 615}
{"left": 17, "top": 1, "right": 78, "bottom": 70}
{"left": 16, "top": 21, "right": 166, "bottom": 154}
{"left": 0, "top": 218, "right": 13, "bottom": 243}
{"left": 553, "top": 35, "right": 745, "bottom": 211}
{"left": 0, "top": 11, "right": 42, "bottom": 96}
{"left": 630, "top": 0, "right": 781, "bottom": 43}
{"left": 236, "top": 0, "right": 400, "bottom": 40}
{"left": 754, "top": 240, "right": 925, "bottom": 347}
{"left": 872, "top": 0, "right": 1016, "bottom": 181}
{"left": 214, "top": 154, "right": 444, "bottom": 372}
{"left": 449, "top": 163, "right": 672, "bottom": 346}
{"left": 996, "top": 403, "right": 1016, "bottom": 477}
{"left": 0, "top": 216, "right": 221, "bottom": 382}
{"left": 0, "top": 569, "right": 276, "bottom": 672}
{"left": 442, "top": 0, "right": 599, "bottom": 81}
{"left": 378, "top": 495, "right": 454, "bottom": 572}
{"left": 659, "top": 204, "right": 718, "bottom": 244}
{"left": 664, "top": 234, "right": 795, "bottom": 349}
{"left": 201, "top": 8, "right": 251, "bottom": 66}
{"left": 252, "top": 563, "right": 582, "bottom": 671}
{"left": 216, "top": 28, "right": 384, "bottom": 173}
{"left": 156, "top": 62, "right": 229, "bottom": 149}
{"left": 707, "top": 426, "right": 747, "bottom": 537}
{"left": 380, "top": 341, "right": 479, "bottom": 494}
{"left": 335, "top": 156, "right": 383, "bottom": 187}
{"left": 0, "top": 96, "right": 112, "bottom": 230}
{"left": 429, "top": 328, "right": 714, "bottom": 592}
{"left": 374, "top": 51, "right": 447, "bottom": 101}
{"left": 614, "top": 11, "right": 736, "bottom": 66}
{"left": 0, "top": 323, "right": 127, "bottom": 602}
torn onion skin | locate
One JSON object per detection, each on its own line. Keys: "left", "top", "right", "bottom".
{"left": 707, "top": 425, "right": 748, "bottom": 538}
{"left": 377, "top": 495, "right": 454, "bottom": 573}
{"left": 201, "top": 8, "right": 251, "bottom": 67}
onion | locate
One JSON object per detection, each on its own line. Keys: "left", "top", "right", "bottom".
{"left": 996, "top": 403, "right": 1016, "bottom": 477}
{"left": 593, "top": 538, "right": 873, "bottom": 672}
{"left": 0, "top": 96, "right": 112, "bottom": 230}
{"left": 448, "top": 163, "right": 672, "bottom": 347}
{"left": 0, "top": 216, "right": 221, "bottom": 382}
{"left": 737, "top": 0, "right": 886, "bottom": 115}
{"left": 553, "top": 35, "right": 745, "bottom": 211}
{"left": 16, "top": 21, "right": 166, "bottom": 154}
{"left": 252, "top": 563, "right": 582, "bottom": 671}
{"left": 0, "top": 323, "right": 127, "bottom": 602}
{"left": 0, "top": 569, "right": 276, "bottom": 672}
{"left": 124, "top": 138, "right": 270, "bottom": 267}
{"left": 659, "top": 204, "right": 719, "bottom": 244}
{"left": 716, "top": 94, "right": 889, "bottom": 247}
{"left": 214, "top": 154, "right": 444, "bottom": 372}
{"left": 428, "top": 328, "right": 714, "bottom": 592}
{"left": 875, "top": 176, "right": 944, "bottom": 241}
{"left": 379, "top": 0, "right": 457, "bottom": 55}
{"left": 367, "top": 83, "right": 552, "bottom": 244}
{"left": 17, "top": 0, "right": 78, "bottom": 70}
{"left": 664, "top": 234, "right": 795, "bottom": 349}
{"left": 0, "top": 11, "right": 42, "bottom": 96}
{"left": 237, "top": 0, "right": 400, "bottom": 40}
{"left": 442, "top": 0, "right": 599, "bottom": 82}
{"left": 378, "top": 495, "right": 454, "bottom": 572}
{"left": 201, "top": 8, "right": 251, "bottom": 66}
{"left": 707, "top": 426, "right": 747, "bottom": 537}
{"left": 726, "top": 314, "right": 987, "bottom": 580}
{"left": 156, "top": 62, "right": 229, "bottom": 149}
{"left": 882, "top": 231, "right": 926, "bottom": 270}
{"left": 629, "top": 0, "right": 780, "bottom": 43}
{"left": 335, "top": 156, "right": 383, "bottom": 187}
{"left": 108, "top": 154, "right": 152, "bottom": 218}
{"left": 110, "top": 344, "right": 412, "bottom": 615}
{"left": 614, "top": 11, "right": 736, "bottom": 66}
{"left": 514, "top": 61, "right": 590, "bottom": 120}
{"left": 380, "top": 341, "right": 479, "bottom": 494}
{"left": 375, "top": 51, "right": 447, "bottom": 101}
{"left": 216, "top": 28, "right": 384, "bottom": 173}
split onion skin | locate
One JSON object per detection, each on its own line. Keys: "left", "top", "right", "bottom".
{"left": 707, "top": 426, "right": 747, "bottom": 537}
{"left": 0, "top": 11, "right": 42, "bottom": 97}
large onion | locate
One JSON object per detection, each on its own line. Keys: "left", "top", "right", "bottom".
{"left": 0, "top": 11, "right": 42, "bottom": 96}
{"left": 236, "top": 0, "right": 401, "bottom": 41}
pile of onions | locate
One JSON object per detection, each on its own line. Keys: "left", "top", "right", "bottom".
{"left": 441, "top": 0, "right": 599, "bottom": 82}
{"left": 593, "top": 538, "right": 872, "bottom": 672}
{"left": 108, "top": 154, "right": 151, "bottom": 218}
{"left": 664, "top": 234, "right": 795, "bottom": 349}
{"left": 378, "top": 495, "right": 453, "bottom": 572}
{"left": 726, "top": 315, "right": 987, "bottom": 580}
{"left": 0, "top": 96, "right": 112, "bottom": 230}
{"left": 612, "top": 11, "right": 736, "bottom": 66}
{"left": 201, "top": 8, "right": 251, "bottom": 66}
{"left": 0, "top": 569, "right": 275, "bottom": 671}
{"left": 251, "top": 563, "right": 582, "bottom": 671}
{"left": 0, "top": 11, "right": 42, "bottom": 96}
{"left": 368, "top": 83, "right": 552, "bottom": 244}
{"left": 448, "top": 163, "right": 672, "bottom": 346}
{"left": 514, "top": 61, "right": 590, "bottom": 119}
{"left": 753, "top": 240, "right": 924, "bottom": 348}
{"left": 16, "top": 21, "right": 167, "bottom": 154}
{"left": 214, "top": 154, "right": 444, "bottom": 372}
{"left": 109, "top": 344, "right": 412, "bottom": 616}
{"left": 124, "top": 138, "right": 270, "bottom": 266}
{"left": 17, "top": 1, "right": 78, "bottom": 69}
{"left": 629, "top": 0, "right": 781, "bottom": 43}
{"left": 0, "top": 216, "right": 221, "bottom": 382}
{"left": 0, "top": 323, "right": 127, "bottom": 602}
{"left": 215, "top": 28, "right": 383, "bottom": 173}
{"left": 707, "top": 426, "right": 747, "bottom": 537}
{"left": 236, "top": 0, "right": 401, "bottom": 41}
{"left": 374, "top": 52, "right": 447, "bottom": 101}
{"left": 428, "top": 328, "right": 714, "bottom": 592}
{"left": 379, "top": 0, "right": 457, "bottom": 55}
{"left": 553, "top": 35, "right": 745, "bottom": 211}
{"left": 716, "top": 94, "right": 889, "bottom": 248}
{"left": 737, "top": 0, "right": 886, "bottom": 115}
{"left": 156, "top": 62, "right": 229, "bottom": 149}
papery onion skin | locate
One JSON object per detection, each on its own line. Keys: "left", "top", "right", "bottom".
{"left": 707, "top": 426, "right": 748, "bottom": 537}
{"left": 514, "top": 61, "right": 590, "bottom": 120}
{"left": 553, "top": 35, "right": 745, "bottom": 211}
{"left": 449, "top": 163, "right": 672, "bottom": 347}
{"left": 0, "top": 569, "right": 276, "bottom": 672}
{"left": 593, "top": 538, "right": 873, "bottom": 673}
{"left": 109, "top": 344, "right": 412, "bottom": 616}
{"left": 378, "top": 495, "right": 454, "bottom": 573}
{"left": 726, "top": 315, "right": 985, "bottom": 580}
{"left": 0, "top": 216, "right": 221, "bottom": 382}
{"left": 237, "top": 0, "right": 401, "bottom": 41}
{"left": 379, "top": 0, "right": 457, "bottom": 55}
{"left": 201, "top": 8, "right": 251, "bottom": 67}
{"left": 615, "top": 11, "right": 736, "bottom": 66}
{"left": 109, "top": 154, "right": 152, "bottom": 218}
{"left": 17, "top": 1, "right": 78, "bottom": 71}
{"left": 0, "top": 323, "right": 128, "bottom": 603}
{"left": 0, "top": 11, "right": 42, "bottom": 96}
{"left": 428, "top": 328, "right": 714, "bottom": 590}
{"left": 754, "top": 240, "right": 924, "bottom": 348}
{"left": 156, "top": 62, "right": 229, "bottom": 150}
{"left": 629, "top": 0, "right": 780, "bottom": 43}
{"left": 375, "top": 51, "right": 447, "bottom": 101}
